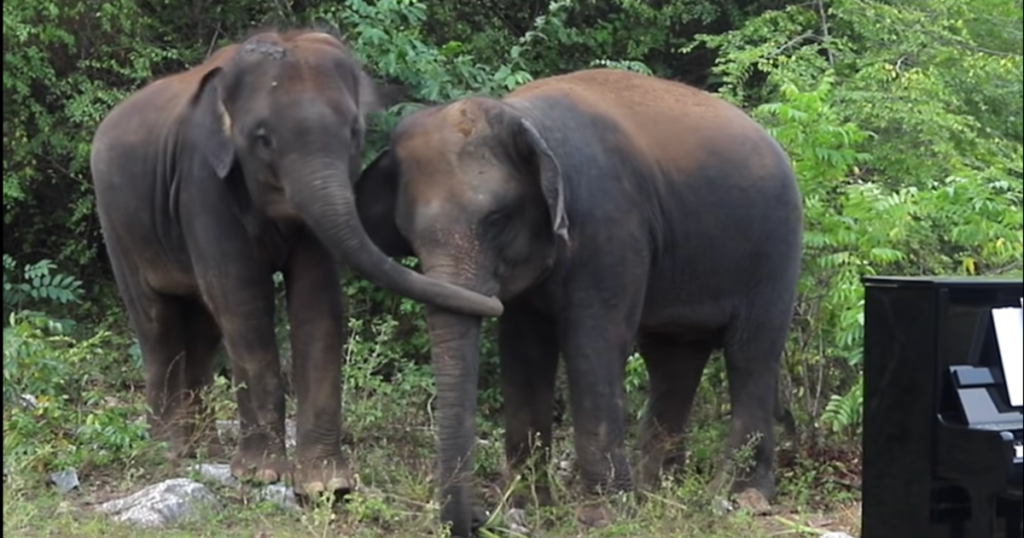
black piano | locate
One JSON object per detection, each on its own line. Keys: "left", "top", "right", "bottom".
{"left": 861, "top": 276, "right": 1023, "bottom": 538}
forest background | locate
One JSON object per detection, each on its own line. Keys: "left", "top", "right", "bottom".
{"left": 3, "top": 0, "right": 1022, "bottom": 536}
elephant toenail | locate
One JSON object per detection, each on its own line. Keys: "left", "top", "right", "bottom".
{"left": 327, "top": 478, "right": 352, "bottom": 494}
{"left": 256, "top": 469, "right": 278, "bottom": 482}
{"left": 302, "top": 481, "right": 326, "bottom": 495}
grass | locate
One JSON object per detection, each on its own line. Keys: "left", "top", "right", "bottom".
{"left": 0, "top": 483, "right": 860, "bottom": 538}
{"left": 1, "top": 485, "right": 859, "bottom": 538}
{"left": 2, "top": 311, "right": 863, "bottom": 538}
{"left": 2, "top": 390, "right": 863, "bottom": 538}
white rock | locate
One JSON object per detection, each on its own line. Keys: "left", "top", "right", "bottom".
{"left": 712, "top": 496, "right": 734, "bottom": 515}
{"left": 96, "top": 478, "right": 218, "bottom": 527}
{"left": 505, "top": 507, "right": 531, "bottom": 535}
{"left": 254, "top": 483, "right": 300, "bottom": 510}
{"left": 556, "top": 459, "right": 574, "bottom": 482}
{"left": 19, "top": 394, "right": 38, "bottom": 409}
{"left": 49, "top": 468, "right": 79, "bottom": 494}
{"left": 191, "top": 463, "right": 238, "bottom": 487}
{"left": 214, "top": 420, "right": 239, "bottom": 441}
{"left": 189, "top": 462, "right": 299, "bottom": 511}
{"left": 821, "top": 533, "right": 856, "bottom": 538}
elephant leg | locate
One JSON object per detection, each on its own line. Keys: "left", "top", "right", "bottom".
{"left": 498, "top": 301, "right": 560, "bottom": 508}
{"left": 283, "top": 230, "right": 351, "bottom": 497}
{"left": 180, "top": 299, "right": 225, "bottom": 459}
{"left": 105, "top": 241, "right": 192, "bottom": 458}
{"left": 560, "top": 293, "right": 642, "bottom": 527}
{"left": 135, "top": 297, "right": 189, "bottom": 459}
{"left": 182, "top": 187, "right": 287, "bottom": 483}
{"left": 635, "top": 333, "right": 713, "bottom": 491}
{"left": 715, "top": 308, "right": 790, "bottom": 510}
{"left": 193, "top": 266, "right": 287, "bottom": 483}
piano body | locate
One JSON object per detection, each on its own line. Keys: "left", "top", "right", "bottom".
{"left": 861, "top": 276, "right": 1022, "bottom": 538}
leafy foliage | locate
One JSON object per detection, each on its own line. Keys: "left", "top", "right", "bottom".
{"left": 2, "top": 0, "right": 1020, "bottom": 489}
{"left": 3, "top": 254, "right": 83, "bottom": 316}
{"left": 3, "top": 257, "right": 151, "bottom": 477}
{"left": 696, "top": 0, "right": 1022, "bottom": 437}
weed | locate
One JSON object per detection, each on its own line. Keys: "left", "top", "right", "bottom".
{"left": 2, "top": 258, "right": 860, "bottom": 537}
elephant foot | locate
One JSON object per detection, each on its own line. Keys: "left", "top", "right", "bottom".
{"left": 202, "top": 435, "right": 229, "bottom": 459}
{"left": 638, "top": 450, "right": 687, "bottom": 493}
{"left": 514, "top": 483, "right": 554, "bottom": 509}
{"left": 231, "top": 449, "right": 291, "bottom": 484}
{"left": 293, "top": 453, "right": 355, "bottom": 498}
{"left": 733, "top": 487, "right": 773, "bottom": 515}
{"left": 471, "top": 505, "right": 491, "bottom": 530}
{"left": 727, "top": 469, "right": 776, "bottom": 514}
{"left": 709, "top": 471, "right": 775, "bottom": 516}
{"left": 154, "top": 414, "right": 228, "bottom": 462}
{"left": 635, "top": 466, "right": 664, "bottom": 495}
{"left": 152, "top": 420, "right": 195, "bottom": 461}
{"left": 160, "top": 434, "right": 209, "bottom": 461}
{"left": 493, "top": 472, "right": 555, "bottom": 509}
{"left": 165, "top": 440, "right": 228, "bottom": 462}
{"left": 183, "top": 423, "right": 229, "bottom": 460}
{"left": 575, "top": 500, "right": 613, "bottom": 529}
{"left": 159, "top": 430, "right": 188, "bottom": 461}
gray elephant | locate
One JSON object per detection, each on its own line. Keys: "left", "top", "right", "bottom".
{"left": 89, "top": 29, "right": 503, "bottom": 497}
{"left": 355, "top": 68, "right": 803, "bottom": 535}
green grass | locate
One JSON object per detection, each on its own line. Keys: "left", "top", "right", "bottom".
{"left": 2, "top": 398, "right": 862, "bottom": 538}
{"left": 2, "top": 472, "right": 859, "bottom": 538}
{"left": 2, "top": 311, "right": 862, "bottom": 538}
{"left": 0, "top": 484, "right": 857, "bottom": 538}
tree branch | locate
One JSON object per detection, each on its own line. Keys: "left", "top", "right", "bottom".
{"left": 767, "top": 32, "right": 819, "bottom": 58}
{"left": 816, "top": 0, "right": 836, "bottom": 66}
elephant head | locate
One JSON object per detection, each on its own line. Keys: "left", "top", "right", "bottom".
{"left": 355, "top": 97, "right": 567, "bottom": 536}
{"left": 184, "top": 30, "right": 503, "bottom": 317}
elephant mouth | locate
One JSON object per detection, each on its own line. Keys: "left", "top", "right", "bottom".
{"left": 416, "top": 257, "right": 502, "bottom": 302}
{"left": 265, "top": 196, "right": 299, "bottom": 221}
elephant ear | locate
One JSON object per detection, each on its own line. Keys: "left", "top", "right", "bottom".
{"left": 516, "top": 119, "right": 569, "bottom": 244}
{"left": 188, "top": 67, "right": 235, "bottom": 179}
{"left": 354, "top": 149, "right": 415, "bottom": 258}
{"left": 356, "top": 72, "right": 407, "bottom": 116}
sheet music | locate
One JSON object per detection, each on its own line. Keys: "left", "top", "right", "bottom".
{"left": 991, "top": 303, "right": 1024, "bottom": 407}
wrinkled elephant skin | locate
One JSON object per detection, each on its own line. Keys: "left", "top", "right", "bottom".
{"left": 355, "top": 68, "right": 803, "bottom": 536}
{"left": 89, "top": 29, "right": 503, "bottom": 497}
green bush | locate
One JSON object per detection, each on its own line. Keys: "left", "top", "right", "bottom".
{"left": 2, "top": 0, "right": 1020, "bottom": 483}
{"left": 3, "top": 257, "right": 152, "bottom": 478}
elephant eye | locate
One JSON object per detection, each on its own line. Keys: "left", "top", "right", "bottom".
{"left": 252, "top": 126, "right": 274, "bottom": 150}
{"left": 483, "top": 208, "right": 512, "bottom": 229}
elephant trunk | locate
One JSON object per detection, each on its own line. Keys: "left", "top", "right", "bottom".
{"left": 285, "top": 160, "right": 503, "bottom": 317}
{"left": 425, "top": 307, "right": 481, "bottom": 538}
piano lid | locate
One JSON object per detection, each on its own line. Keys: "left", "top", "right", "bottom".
{"left": 862, "top": 275, "right": 1023, "bottom": 290}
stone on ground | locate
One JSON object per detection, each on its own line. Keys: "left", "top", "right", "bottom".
{"left": 95, "top": 478, "right": 217, "bottom": 528}
{"left": 49, "top": 468, "right": 79, "bottom": 494}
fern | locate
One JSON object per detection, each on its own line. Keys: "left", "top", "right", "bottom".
{"left": 3, "top": 254, "right": 83, "bottom": 315}
{"left": 820, "top": 376, "right": 864, "bottom": 437}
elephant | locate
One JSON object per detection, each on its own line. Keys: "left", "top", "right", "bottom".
{"left": 355, "top": 68, "right": 803, "bottom": 535}
{"left": 88, "top": 29, "right": 503, "bottom": 497}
